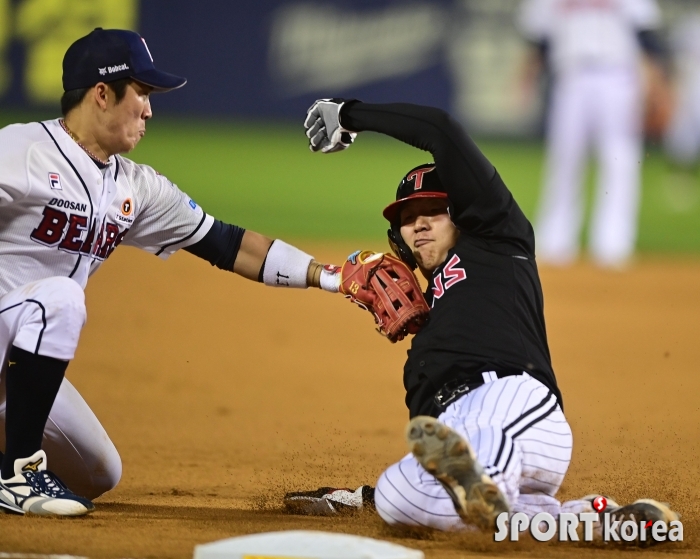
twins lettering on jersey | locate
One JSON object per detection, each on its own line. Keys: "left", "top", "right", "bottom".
{"left": 30, "top": 201, "right": 128, "bottom": 261}
{"left": 431, "top": 254, "right": 467, "bottom": 305}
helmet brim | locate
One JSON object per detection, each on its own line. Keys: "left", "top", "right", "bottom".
{"left": 382, "top": 192, "right": 449, "bottom": 223}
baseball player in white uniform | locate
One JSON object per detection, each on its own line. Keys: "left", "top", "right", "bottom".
{"left": 518, "top": 0, "right": 664, "bottom": 268}
{"left": 0, "top": 28, "right": 345, "bottom": 516}
{"left": 664, "top": 13, "right": 700, "bottom": 170}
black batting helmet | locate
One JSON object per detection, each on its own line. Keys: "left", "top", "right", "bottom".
{"left": 384, "top": 163, "right": 450, "bottom": 270}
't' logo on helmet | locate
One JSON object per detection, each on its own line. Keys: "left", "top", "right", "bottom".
{"left": 407, "top": 166, "right": 436, "bottom": 191}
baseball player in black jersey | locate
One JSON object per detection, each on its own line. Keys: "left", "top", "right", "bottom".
{"left": 291, "top": 99, "right": 679, "bottom": 538}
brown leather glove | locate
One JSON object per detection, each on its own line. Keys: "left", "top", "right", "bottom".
{"left": 340, "top": 251, "right": 429, "bottom": 342}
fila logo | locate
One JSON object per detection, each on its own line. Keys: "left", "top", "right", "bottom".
{"left": 407, "top": 166, "right": 436, "bottom": 191}
{"left": 48, "top": 172, "right": 62, "bottom": 190}
{"left": 432, "top": 254, "right": 467, "bottom": 303}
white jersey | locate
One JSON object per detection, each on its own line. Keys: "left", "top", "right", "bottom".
{"left": 518, "top": 0, "right": 661, "bottom": 74}
{"left": 0, "top": 119, "right": 214, "bottom": 297}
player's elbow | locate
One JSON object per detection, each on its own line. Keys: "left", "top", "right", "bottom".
{"left": 424, "top": 107, "right": 468, "bottom": 140}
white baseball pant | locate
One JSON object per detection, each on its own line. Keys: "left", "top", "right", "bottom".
{"left": 535, "top": 67, "right": 644, "bottom": 267}
{"left": 0, "top": 276, "right": 121, "bottom": 499}
{"left": 375, "top": 374, "right": 591, "bottom": 530}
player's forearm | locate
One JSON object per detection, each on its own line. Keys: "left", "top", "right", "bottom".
{"left": 339, "top": 102, "right": 496, "bottom": 212}
{"left": 233, "top": 230, "right": 273, "bottom": 280}
{"left": 185, "top": 224, "right": 339, "bottom": 290}
{"left": 238, "top": 232, "right": 340, "bottom": 292}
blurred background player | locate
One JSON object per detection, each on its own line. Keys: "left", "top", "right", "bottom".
{"left": 518, "top": 0, "right": 667, "bottom": 268}
{"left": 663, "top": 11, "right": 700, "bottom": 210}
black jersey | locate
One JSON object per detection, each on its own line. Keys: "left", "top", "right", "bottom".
{"left": 341, "top": 101, "right": 562, "bottom": 418}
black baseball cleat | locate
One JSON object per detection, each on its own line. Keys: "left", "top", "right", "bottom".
{"left": 284, "top": 485, "right": 375, "bottom": 515}
{"left": 580, "top": 495, "right": 680, "bottom": 546}
{"left": 607, "top": 499, "right": 680, "bottom": 546}
{"left": 0, "top": 450, "right": 94, "bottom": 516}
{"left": 406, "top": 416, "right": 509, "bottom": 531}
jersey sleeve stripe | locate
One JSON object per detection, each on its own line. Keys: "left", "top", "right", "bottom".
{"left": 155, "top": 212, "right": 208, "bottom": 256}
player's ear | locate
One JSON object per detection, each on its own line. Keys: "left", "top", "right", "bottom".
{"left": 93, "top": 83, "right": 110, "bottom": 110}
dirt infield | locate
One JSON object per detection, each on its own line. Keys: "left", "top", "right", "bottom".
{"left": 1, "top": 243, "right": 699, "bottom": 558}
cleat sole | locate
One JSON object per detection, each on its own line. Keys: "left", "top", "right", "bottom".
{"left": 406, "top": 416, "right": 509, "bottom": 531}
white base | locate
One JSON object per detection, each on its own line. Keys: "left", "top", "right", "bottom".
{"left": 193, "top": 530, "right": 424, "bottom": 559}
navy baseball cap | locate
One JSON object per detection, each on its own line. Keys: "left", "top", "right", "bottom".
{"left": 383, "top": 163, "right": 448, "bottom": 223}
{"left": 62, "top": 28, "right": 187, "bottom": 91}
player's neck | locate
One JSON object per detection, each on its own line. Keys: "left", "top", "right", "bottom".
{"left": 62, "top": 112, "right": 111, "bottom": 164}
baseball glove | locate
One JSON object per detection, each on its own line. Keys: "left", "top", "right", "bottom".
{"left": 340, "top": 251, "right": 429, "bottom": 342}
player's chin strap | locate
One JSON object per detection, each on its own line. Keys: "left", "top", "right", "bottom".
{"left": 387, "top": 226, "right": 418, "bottom": 271}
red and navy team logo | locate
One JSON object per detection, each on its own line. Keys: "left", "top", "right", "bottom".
{"left": 407, "top": 166, "right": 436, "bottom": 191}
{"left": 48, "top": 172, "right": 62, "bottom": 190}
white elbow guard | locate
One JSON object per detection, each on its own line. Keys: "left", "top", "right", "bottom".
{"left": 262, "top": 240, "right": 313, "bottom": 288}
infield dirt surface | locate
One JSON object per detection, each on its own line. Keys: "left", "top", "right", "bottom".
{"left": 1, "top": 243, "right": 699, "bottom": 558}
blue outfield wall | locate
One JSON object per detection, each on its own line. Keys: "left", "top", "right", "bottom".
{"left": 0, "top": 0, "right": 696, "bottom": 133}
{"left": 138, "top": 0, "right": 454, "bottom": 120}
{"left": 0, "top": 0, "right": 456, "bottom": 120}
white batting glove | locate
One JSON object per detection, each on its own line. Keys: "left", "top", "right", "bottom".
{"left": 304, "top": 98, "right": 357, "bottom": 153}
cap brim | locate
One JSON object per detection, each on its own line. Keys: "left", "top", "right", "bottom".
{"left": 382, "top": 192, "right": 449, "bottom": 223}
{"left": 132, "top": 68, "right": 187, "bottom": 91}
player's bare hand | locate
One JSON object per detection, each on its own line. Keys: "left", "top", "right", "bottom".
{"left": 304, "top": 99, "right": 357, "bottom": 153}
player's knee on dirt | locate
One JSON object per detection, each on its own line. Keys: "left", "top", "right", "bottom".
{"left": 40, "top": 378, "right": 123, "bottom": 499}
{"left": 82, "top": 447, "right": 122, "bottom": 500}
{"left": 68, "top": 452, "right": 121, "bottom": 501}
{"left": 44, "top": 429, "right": 122, "bottom": 500}
{"left": 13, "top": 276, "right": 86, "bottom": 361}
